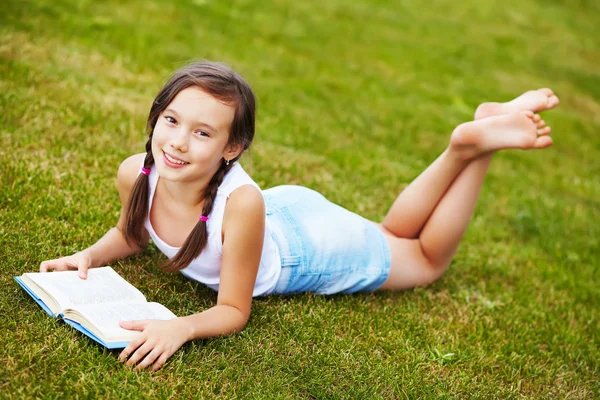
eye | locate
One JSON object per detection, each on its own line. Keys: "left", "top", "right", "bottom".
{"left": 164, "top": 116, "right": 177, "bottom": 124}
{"left": 195, "top": 130, "right": 210, "bottom": 137}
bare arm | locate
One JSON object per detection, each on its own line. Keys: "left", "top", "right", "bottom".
{"left": 40, "top": 153, "right": 149, "bottom": 277}
{"left": 186, "top": 184, "right": 265, "bottom": 336}
{"left": 118, "top": 184, "right": 265, "bottom": 371}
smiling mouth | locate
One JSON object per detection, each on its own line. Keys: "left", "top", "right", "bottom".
{"left": 163, "top": 151, "right": 189, "bottom": 165}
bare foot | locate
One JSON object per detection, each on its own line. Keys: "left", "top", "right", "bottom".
{"left": 450, "top": 111, "right": 552, "bottom": 160}
{"left": 474, "top": 88, "right": 560, "bottom": 120}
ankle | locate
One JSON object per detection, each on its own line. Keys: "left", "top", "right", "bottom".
{"left": 448, "top": 123, "right": 476, "bottom": 161}
{"left": 444, "top": 143, "right": 473, "bottom": 165}
{"left": 472, "top": 151, "right": 495, "bottom": 165}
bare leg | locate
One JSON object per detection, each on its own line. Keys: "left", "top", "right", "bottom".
{"left": 382, "top": 88, "right": 559, "bottom": 239}
{"left": 417, "top": 152, "right": 492, "bottom": 268}
{"left": 381, "top": 148, "right": 469, "bottom": 239}
{"left": 378, "top": 111, "right": 553, "bottom": 290}
{"left": 382, "top": 111, "right": 551, "bottom": 240}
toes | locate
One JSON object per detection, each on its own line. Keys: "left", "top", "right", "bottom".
{"left": 532, "top": 113, "right": 541, "bottom": 122}
{"left": 537, "top": 119, "right": 546, "bottom": 128}
{"left": 537, "top": 126, "right": 552, "bottom": 135}
{"left": 523, "top": 110, "right": 535, "bottom": 118}
{"left": 539, "top": 88, "right": 560, "bottom": 109}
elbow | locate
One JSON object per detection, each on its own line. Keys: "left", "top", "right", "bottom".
{"left": 234, "top": 309, "right": 250, "bottom": 333}
{"left": 225, "top": 305, "right": 250, "bottom": 334}
{"left": 233, "top": 321, "right": 248, "bottom": 335}
{"left": 211, "top": 304, "right": 250, "bottom": 335}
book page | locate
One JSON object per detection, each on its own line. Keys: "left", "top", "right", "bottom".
{"left": 65, "top": 303, "right": 177, "bottom": 342}
{"left": 24, "top": 267, "right": 146, "bottom": 311}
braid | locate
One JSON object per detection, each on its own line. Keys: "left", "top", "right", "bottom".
{"left": 123, "top": 134, "right": 155, "bottom": 248}
{"left": 162, "top": 159, "right": 235, "bottom": 272}
{"left": 201, "top": 161, "right": 232, "bottom": 217}
{"left": 143, "top": 133, "right": 155, "bottom": 167}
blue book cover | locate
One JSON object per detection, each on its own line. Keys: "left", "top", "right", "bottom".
{"left": 63, "top": 319, "right": 129, "bottom": 349}
{"left": 14, "top": 276, "right": 54, "bottom": 317}
{"left": 14, "top": 269, "right": 176, "bottom": 350}
{"left": 15, "top": 275, "right": 131, "bottom": 349}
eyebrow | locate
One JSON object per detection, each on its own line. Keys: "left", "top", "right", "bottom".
{"left": 164, "top": 108, "right": 219, "bottom": 134}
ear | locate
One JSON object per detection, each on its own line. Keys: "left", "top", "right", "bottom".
{"left": 223, "top": 143, "right": 243, "bottom": 161}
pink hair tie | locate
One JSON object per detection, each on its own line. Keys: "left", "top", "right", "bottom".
{"left": 199, "top": 215, "right": 209, "bottom": 222}
{"left": 140, "top": 167, "right": 151, "bottom": 176}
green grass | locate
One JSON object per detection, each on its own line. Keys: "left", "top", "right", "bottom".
{"left": 1, "top": 0, "right": 599, "bottom": 398}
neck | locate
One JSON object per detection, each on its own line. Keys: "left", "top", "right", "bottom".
{"left": 157, "top": 163, "right": 230, "bottom": 210}
{"left": 160, "top": 178, "right": 207, "bottom": 209}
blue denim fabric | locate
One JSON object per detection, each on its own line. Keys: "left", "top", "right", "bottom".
{"left": 263, "top": 185, "right": 391, "bottom": 295}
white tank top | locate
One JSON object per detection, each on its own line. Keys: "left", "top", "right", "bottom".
{"left": 143, "top": 162, "right": 282, "bottom": 296}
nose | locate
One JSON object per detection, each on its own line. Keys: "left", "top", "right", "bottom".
{"left": 169, "top": 127, "right": 188, "bottom": 152}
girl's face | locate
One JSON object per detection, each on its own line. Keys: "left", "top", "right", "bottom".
{"left": 151, "top": 86, "right": 239, "bottom": 184}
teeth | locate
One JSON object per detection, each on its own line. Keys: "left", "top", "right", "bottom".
{"left": 165, "top": 152, "right": 188, "bottom": 165}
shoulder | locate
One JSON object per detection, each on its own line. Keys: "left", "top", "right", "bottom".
{"left": 116, "top": 153, "right": 146, "bottom": 194}
{"left": 221, "top": 185, "right": 265, "bottom": 273}
{"left": 222, "top": 185, "right": 265, "bottom": 236}
{"left": 224, "top": 185, "right": 265, "bottom": 219}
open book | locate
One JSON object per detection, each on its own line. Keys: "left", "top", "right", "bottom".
{"left": 14, "top": 267, "right": 176, "bottom": 349}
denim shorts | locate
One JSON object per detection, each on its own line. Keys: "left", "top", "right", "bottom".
{"left": 263, "top": 185, "right": 391, "bottom": 295}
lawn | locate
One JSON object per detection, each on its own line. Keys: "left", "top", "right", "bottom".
{"left": 1, "top": 0, "right": 599, "bottom": 398}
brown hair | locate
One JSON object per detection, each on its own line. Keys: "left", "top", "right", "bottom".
{"left": 124, "top": 61, "right": 256, "bottom": 272}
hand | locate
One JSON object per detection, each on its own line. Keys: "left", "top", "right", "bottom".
{"left": 118, "top": 318, "right": 192, "bottom": 371}
{"left": 39, "top": 251, "right": 93, "bottom": 279}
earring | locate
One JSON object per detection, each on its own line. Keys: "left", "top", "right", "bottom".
{"left": 225, "top": 159, "right": 230, "bottom": 166}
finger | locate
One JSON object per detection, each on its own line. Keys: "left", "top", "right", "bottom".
{"left": 40, "top": 260, "right": 62, "bottom": 272}
{"left": 126, "top": 342, "right": 154, "bottom": 367}
{"left": 151, "top": 353, "right": 170, "bottom": 372}
{"left": 120, "top": 320, "right": 151, "bottom": 332}
{"left": 119, "top": 334, "right": 145, "bottom": 362}
{"left": 66, "top": 261, "right": 89, "bottom": 280}
{"left": 135, "top": 349, "right": 163, "bottom": 371}
{"left": 40, "top": 261, "right": 50, "bottom": 272}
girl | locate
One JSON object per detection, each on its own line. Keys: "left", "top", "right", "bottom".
{"left": 39, "top": 61, "right": 559, "bottom": 371}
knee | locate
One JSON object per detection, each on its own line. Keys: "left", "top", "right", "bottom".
{"left": 420, "top": 245, "right": 453, "bottom": 282}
